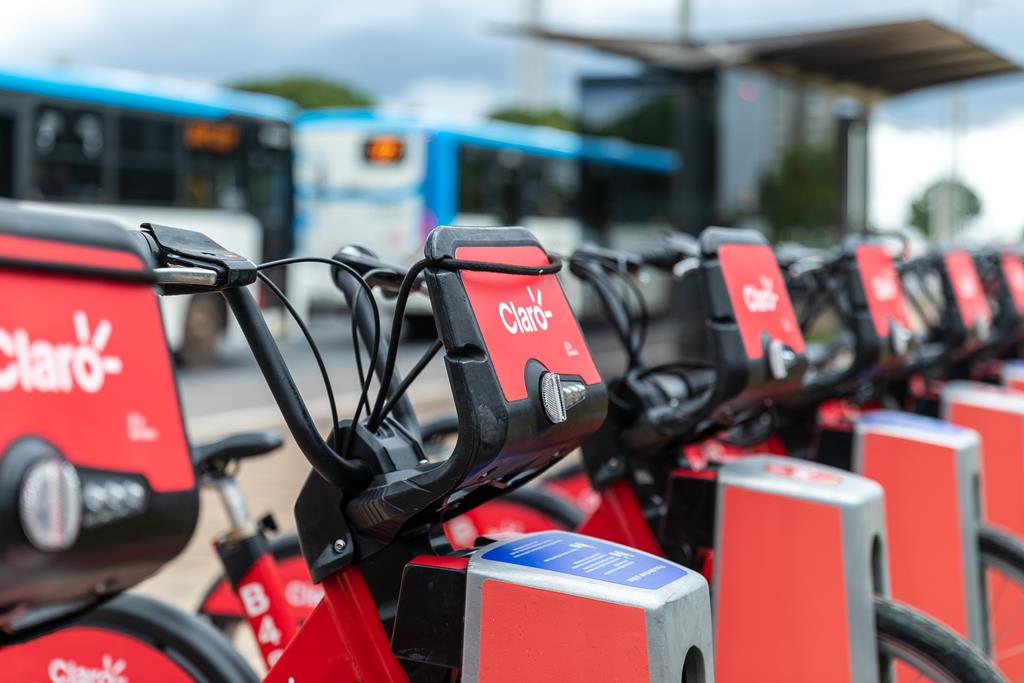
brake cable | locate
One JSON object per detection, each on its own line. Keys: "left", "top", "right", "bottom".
{"left": 257, "top": 256, "right": 381, "bottom": 461}
{"left": 365, "top": 255, "right": 561, "bottom": 432}
{"left": 255, "top": 272, "right": 341, "bottom": 451}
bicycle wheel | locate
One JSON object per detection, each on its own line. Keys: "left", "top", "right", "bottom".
{"left": 875, "top": 596, "right": 1004, "bottom": 683}
{"left": 0, "top": 593, "right": 257, "bottom": 683}
{"left": 980, "top": 525, "right": 1024, "bottom": 680}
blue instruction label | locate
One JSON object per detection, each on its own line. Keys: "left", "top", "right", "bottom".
{"left": 481, "top": 530, "right": 686, "bottom": 590}
{"left": 859, "top": 410, "right": 968, "bottom": 435}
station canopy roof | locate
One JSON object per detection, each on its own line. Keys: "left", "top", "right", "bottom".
{"left": 529, "top": 18, "right": 1020, "bottom": 98}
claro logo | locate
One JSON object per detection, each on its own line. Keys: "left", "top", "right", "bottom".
{"left": 48, "top": 654, "right": 129, "bottom": 683}
{"left": 870, "top": 273, "right": 899, "bottom": 302}
{"left": 742, "top": 275, "right": 780, "bottom": 313}
{"left": 0, "top": 311, "right": 122, "bottom": 393}
{"left": 499, "top": 285, "right": 554, "bottom": 334}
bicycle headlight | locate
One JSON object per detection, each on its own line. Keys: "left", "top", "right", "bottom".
{"left": 18, "top": 458, "right": 82, "bottom": 552}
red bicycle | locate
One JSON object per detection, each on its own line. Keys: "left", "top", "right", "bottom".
{"left": 199, "top": 225, "right": 1006, "bottom": 682}
{"left": 0, "top": 206, "right": 712, "bottom": 682}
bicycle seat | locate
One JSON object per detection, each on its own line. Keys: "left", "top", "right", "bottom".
{"left": 193, "top": 431, "right": 284, "bottom": 474}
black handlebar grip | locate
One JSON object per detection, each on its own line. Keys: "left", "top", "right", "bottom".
{"left": 332, "top": 245, "right": 415, "bottom": 297}
{"left": 570, "top": 243, "right": 643, "bottom": 275}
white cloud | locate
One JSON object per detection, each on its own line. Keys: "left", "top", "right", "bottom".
{"left": 870, "top": 114, "right": 1024, "bottom": 240}
{"left": 384, "top": 78, "right": 510, "bottom": 120}
{"left": 0, "top": 0, "right": 1022, "bottom": 237}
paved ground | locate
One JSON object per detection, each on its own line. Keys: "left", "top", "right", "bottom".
{"left": 133, "top": 315, "right": 679, "bottom": 671}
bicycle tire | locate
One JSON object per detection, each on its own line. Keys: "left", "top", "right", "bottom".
{"left": 979, "top": 525, "right": 1024, "bottom": 680}
{"left": 875, "top": 596, "right": 1004, "bottom": 683}
{"left": 501, "top": 486, "right": 586, "bottom": 530}
{"left": 2, "top": 593, "right": 257, "bottom": 683}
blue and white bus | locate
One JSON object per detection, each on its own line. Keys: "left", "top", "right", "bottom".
{"left": 0, "top": 63, "right": 296, "bottom": 362}
{"left": 291, "top": 109, "right": 680, "bottom": 317}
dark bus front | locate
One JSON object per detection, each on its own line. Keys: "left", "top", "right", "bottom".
{"left": 0, "top": 75, "right": 294, "bottom": 264}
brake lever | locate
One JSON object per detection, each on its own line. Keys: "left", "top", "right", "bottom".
{"left": 153, "top": 266, "right": 219, "bottom": 287}
{"left": 140, "top": 223, "right": 257, "bottom": 294}
{"left": 333, "top": 245, "right": 424, "bottom": 298}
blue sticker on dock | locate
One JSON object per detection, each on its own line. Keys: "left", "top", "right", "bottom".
{"left": 859, "top": 410, "right": 968, "bottom": 435}
{"left": 481, "top": 530, "right": 686, "bottom": 590}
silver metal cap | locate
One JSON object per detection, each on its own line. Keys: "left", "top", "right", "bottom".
{"left": 540, "top": 372, "right": 587, "bottom": 424}
{"left": 766, "top": 339, "right": 795, "bottom": 380}
{"left": 889, "top": 320, "right": 911, "bottom": 356}
{"left": 976, "top": 313, "right": 991, "bottom": 341}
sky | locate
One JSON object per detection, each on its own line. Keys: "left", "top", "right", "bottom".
{"left": 0, "top": 0, "right": 1022, "bottom": 235}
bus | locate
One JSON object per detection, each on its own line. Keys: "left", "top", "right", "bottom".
{"left": 0, "top": 63, "right": 296, "bottom": 363}
{"left": 291, "top": 109, "right": 680, "bottom": 319}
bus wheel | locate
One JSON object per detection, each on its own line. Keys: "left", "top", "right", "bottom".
{"left": 180, "top": 293, "right": 225, "bottom": 367}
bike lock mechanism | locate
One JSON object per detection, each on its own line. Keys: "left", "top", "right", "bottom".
{"left": 975, "top": 312, "right": 992, "bottom": 342}
{"left": 540, "top": 373, "right": 587, "bottom": 424}
{"left": 765, "top": 336, "right": 799, "bottom": 381}
{"left": 889, "top": 320, "right": 913, "bottom": 357}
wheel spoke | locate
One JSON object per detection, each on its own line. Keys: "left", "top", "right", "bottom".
{"left": 992, "top": 596, "right": 1024, "bottom": 646}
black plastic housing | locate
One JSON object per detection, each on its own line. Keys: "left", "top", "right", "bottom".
{"left": 0, "top": 204, "right": 197, "bottom": 637}
{"left": 341, "top": 227, "right": 607, "bottom": 549}
{"left": 693, "top": 227, "right": 809, "bottom": 420}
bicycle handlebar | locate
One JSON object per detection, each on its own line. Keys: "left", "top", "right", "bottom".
{"left": 646, "top": 232, "right": 700, "bottom": 266}
{"left": 570, "top": 242, "right": 717, "bottom": 450}
{"left": 570, "top": 242, "right": 644, "bottom": 275}
{"left": 331, "top": 245, "right": 421, "bottom": 440}
{"left": 331, "top": 245, "right": 424, "bottom": 298}
{"left": 569, "top": 251, "right": 643, "bottom": 365}
{"left": 138, "top": 228, "right": 373, "bottom": 492}
{"left": 220, "top": 287, "right": 372, "bottom": 490}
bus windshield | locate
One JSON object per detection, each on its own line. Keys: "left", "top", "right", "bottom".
{"left": 0, "top": 64, "right": 296, "bottom": 263}
{"left": 458, "top": 144, "right": 578, "bottom": 225}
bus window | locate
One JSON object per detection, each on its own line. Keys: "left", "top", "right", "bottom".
{"left": 33, "top": 105, "right": 106, "bottom": 201}
{"left": 459, "top": 145, "right": 580, "bottom": 227}
{"left": 0, "top": 114, "right": 12, "bottom": 197}
{"left": 118, "top": 115, "right": 177, "bottom": 203}
{"left": 183, "top": 118, "right": 245, "bottom": 211}
{"left": 581, "top": 162, "right": 673, "bottom": 234}
{"left": 458, "top": 145, "right": 517, "bottom": 224}
{"left": 249, "top": 144, "right": 293, "bottom": 259}
{"left": 185, "top": 153, "right": 244, "bottom": 210}
{"left": 519, "top": 155, "right": 577, "bottom": 219}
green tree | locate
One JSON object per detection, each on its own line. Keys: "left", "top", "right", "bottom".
{"left": 908, "top": 179, "right": 982, "bottom": 238}
{"left": 488, "top": 107, "right": 575, "bottom": 131}
{"left": 759, "top": 144, "right": 837, "bottom": 243}
{"left": 231, "top": 76, "right": 373, "bottom": 109}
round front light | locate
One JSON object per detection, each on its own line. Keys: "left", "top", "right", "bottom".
{"left": 18, "top": 458, "right": 82, "bottom": 551}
